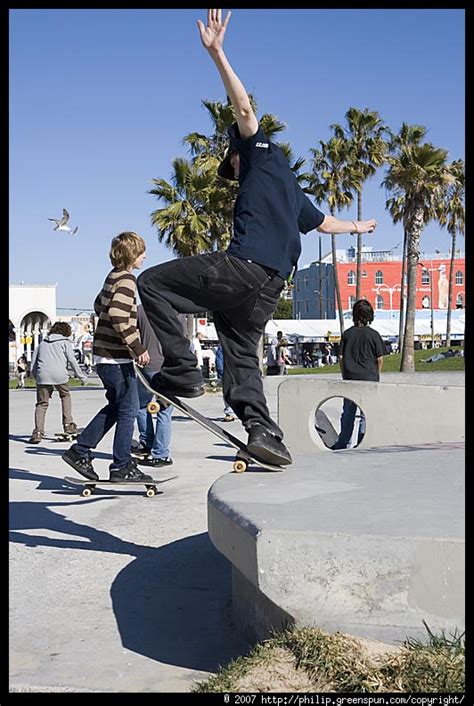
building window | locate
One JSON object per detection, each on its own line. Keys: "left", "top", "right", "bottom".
{"left": 348, "top": 295, "right": 356, "bottom": 310}
{"left": 375, "top": 270, "right": 384, "bottom": 285}
{"left": 456, "top": 294, "right": 464, "bottom": 309}
{"left": 304, "top": 300, "right": 309, "bottom": 313}
{"left": 421, "top": 269, "right": 430, "bottom": 285}
{"left": 303, "top": 276, "right": 309, "bottom": 287}
{"left": 455, "top": 271, "right": 463, "bottom": 285}
{"left": 347, "top": 270, "right": 356, "bottom": 285}
{"left": 376, "top": 295, "right": 384, "bottom": 310}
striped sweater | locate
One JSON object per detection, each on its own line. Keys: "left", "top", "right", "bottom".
{"left": 93, "top": 269, "right": 146, "bottom": 360}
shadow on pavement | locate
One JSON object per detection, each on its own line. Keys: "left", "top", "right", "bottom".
{"left": 9, "top": 469, "right": 250, "bottom": 672}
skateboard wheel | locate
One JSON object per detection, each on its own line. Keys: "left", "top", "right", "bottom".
{"left": 233, "top": 459, "right": 248, "bottom": 473}
{"left": 147, "top": 401, "right": 160, "bottom": 414}
{"left": 82, "top": 487, "right": 93, "bottom": 497}
{"left": 146, "top": 486, "right": 156, "bottom": 498}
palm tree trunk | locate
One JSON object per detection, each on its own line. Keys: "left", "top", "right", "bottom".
{"left": 318, "top": 234, "right": 323, "bottom": 318}
{"left": 446, "top": 231, "right": 456, "bottom": 347}
{"left": 355, "top": 190, "right": 362, "bottom": 300}
{"left": 401, "top": 210, "right": 424, "bottom": 372}
{"left": 398, "top": 228, "right": 408, "bottom": 356}
{"left": 186, "top": 314, "right": 194, "bottom": 339}
{"left": 331, "top": 233, "right": 345, "bottom": 336}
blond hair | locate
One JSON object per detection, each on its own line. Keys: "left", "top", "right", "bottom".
{"left": 109, "top": 231, "right": 146, "bottom": 269}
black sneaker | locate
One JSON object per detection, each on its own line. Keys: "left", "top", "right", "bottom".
{"left": 109, "top": 461, "right": 153, "bottom": 483}
{"left": 150, "top": 373, "right": 205, "bottom": 399}
{"left": 247, "top": 424, "right": 292, "bottom": 466}
{"left": 131, "top": 442, "right": 152, "bottom": 458}
{"left": 62, "top": 447, "right": 98, "bottom": 480}
{"left": 136, "top": 456, "right": 173, "bottom": 468}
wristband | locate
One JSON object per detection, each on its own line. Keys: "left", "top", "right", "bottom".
{"left": 351, "top": 221, "right": 358, "bottom": 234}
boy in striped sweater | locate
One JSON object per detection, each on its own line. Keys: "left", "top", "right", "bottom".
{"left": 62, "top": 232, "right": 152, "bottom": 482}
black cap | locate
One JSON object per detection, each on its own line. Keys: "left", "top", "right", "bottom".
{"left": 218, "top": 147, "right": 238, "bottom": 181}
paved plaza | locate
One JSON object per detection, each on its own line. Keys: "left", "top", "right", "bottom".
{"left": 9, "top": 372, "right": 465, "bottom": 692}
{"left": 9, "top": 383, "right": 251, "bottom": 692}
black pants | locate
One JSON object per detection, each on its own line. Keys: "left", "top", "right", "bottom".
{"left": 137, "top": 252, "right": 285, "bottom": 438}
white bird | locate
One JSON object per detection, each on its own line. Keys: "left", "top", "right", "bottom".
{"left": 48, "top": 208, "right": 79, "bottom": 234}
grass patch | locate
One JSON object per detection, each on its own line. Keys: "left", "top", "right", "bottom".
{"left": 287, "top": 346, "right": 464, "bottom": 375}
{"left": 9, "top": 377, "right": 94, "bottom": 389}
{"left": 193, "top": 622, "right": 465, "bottom": 693}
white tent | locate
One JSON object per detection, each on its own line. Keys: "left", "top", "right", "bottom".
{"left": 265, "top": 316, "right": 464, "bottom": 341}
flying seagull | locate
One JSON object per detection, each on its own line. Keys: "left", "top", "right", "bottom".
{"left": 48, "top": 208, "right": 79, "bottom": 234}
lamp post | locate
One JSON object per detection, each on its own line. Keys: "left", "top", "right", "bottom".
{"left": 374, "top": 284, "right": 398, "bottom": 318}
{"left": 419, "top": 261, "right": 438, "bottom": 350}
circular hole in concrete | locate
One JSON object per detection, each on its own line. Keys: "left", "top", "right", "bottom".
{"left": 315, "top": 397, "right": 366, "bottom": 450}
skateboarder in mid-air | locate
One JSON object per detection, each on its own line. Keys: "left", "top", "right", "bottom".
{"left": 138, "top": 8, "right": 377, "bottom": 466}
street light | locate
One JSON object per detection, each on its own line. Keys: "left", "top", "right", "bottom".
{"left": 419, "top": 261, "right": 438, "bottom": 350}
{"left": 374, "top": 284, "right": 400, "bottom": 319}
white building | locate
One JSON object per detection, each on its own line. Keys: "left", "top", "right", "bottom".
{"left": 9, "top": 283, "right": 57, "bottom": 366}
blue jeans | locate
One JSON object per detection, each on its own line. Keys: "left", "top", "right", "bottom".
{"left": 137, "top": 371, "right": 173, "bottom": 459}
{"left": 74, "top": 362, "right": 139, "bottom": 471}
{"left": 334, "top": 399, "right": 365, "bottom": 449}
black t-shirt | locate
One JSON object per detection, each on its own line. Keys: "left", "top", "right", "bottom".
{"left": 225, "top": 123, "right": 325, "bottom": 278}
{"left": 340, "top": 325, "right": 386, "bottom": 381}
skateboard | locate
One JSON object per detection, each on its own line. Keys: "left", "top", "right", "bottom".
{"left": 315, "top": 409, "right": 339, "bottom": 449}
{"left": 64, "top": 475, "right": 177, "bottom": 498}
{"left": 54, "top": 429, "right": 83, "bottom": 442}
{"left": 135, "top": 364, "right": 284, "bottom": 473}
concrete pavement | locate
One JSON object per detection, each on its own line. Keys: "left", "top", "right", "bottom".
{"left": 9, "top": 384, "right": 251, "bottom": 693}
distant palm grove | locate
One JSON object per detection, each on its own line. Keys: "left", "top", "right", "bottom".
{"left": 149, "top": 97, "right": 464, "bottom": 373}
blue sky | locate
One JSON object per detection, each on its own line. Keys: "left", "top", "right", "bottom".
{"left": 10, "top": 8, "right": 465, "bottom": 311}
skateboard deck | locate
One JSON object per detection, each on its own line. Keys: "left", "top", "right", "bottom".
{"left": 64, "top": 475, "right": 177, "bottom": 497}
{"left": 54, "top": 429, "right": 83, "bottom": 442}
{"left": 315, "top": 409, "right": 339, "bottom": 449}
{"left": 135, "top": 364, "right": 283, "bottom": 473}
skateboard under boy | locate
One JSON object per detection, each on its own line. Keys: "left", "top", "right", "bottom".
{"left": 135, "top": 364, "right": 284, "bottom": 474}
{"left": 54, "top": 429, "right": 84, "bottom": 442}
{"left": 64, "top": 475, "right": 177, "bottom": 498}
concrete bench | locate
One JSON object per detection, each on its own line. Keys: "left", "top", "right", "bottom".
{"left": 207, "top": 373, "right": 465, "bottom": 645}
{"left": 278, "top": 374, "right": 464, "bottom": 453}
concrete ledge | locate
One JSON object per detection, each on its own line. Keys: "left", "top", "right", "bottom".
{"left": 277, "top": 374, "right": 465, "bottom": 453}
{"left": 208, "top": 443, "right": 465, "bottom": 644}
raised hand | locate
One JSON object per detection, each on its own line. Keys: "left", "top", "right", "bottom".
{"left": 360, "top": 219, "right": 377, "bottom": 234}
{"left": 197, "top": 8, "right": 232, "bottom": 52}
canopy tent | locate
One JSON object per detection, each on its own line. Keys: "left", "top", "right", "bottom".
{"left": 266, "top": 317, "right": 464, "bottom": 342}
{"left": 179, "top": 316, "right": 464, "bottom": 343}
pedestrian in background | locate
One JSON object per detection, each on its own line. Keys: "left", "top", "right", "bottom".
{"left": 16, "top": 354, "right": 28, "bottom": 388}
{"left": 28, "top": 322, "right": 87, "bottom": 444}
{"left": 133, "top": 304, "right": 180, "bottom": 468}
{"left": 215, "top": 343, "right": 236, "bottom": 421}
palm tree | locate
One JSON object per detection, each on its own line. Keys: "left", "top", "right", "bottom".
{"left": 438, "top": 159, "right": 465, "bottom": 346}
{"left": 385, "top": 123, "right": 428, "bottom": 355}
{"left": 304, "top": 136, "right": 360, "bottom": 334}
{"left": 332, "top": 108, "right": 389, "bottom": 299}
{"left": 149, "top": 157, "right": 233, "bottom": 256}
{"left": 383, "top": 143, "right": 454, "bottom": 371}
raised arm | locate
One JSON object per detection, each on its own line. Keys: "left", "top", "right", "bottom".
{"left": 197, "top": 9, "right": 258, "bottom": 139}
